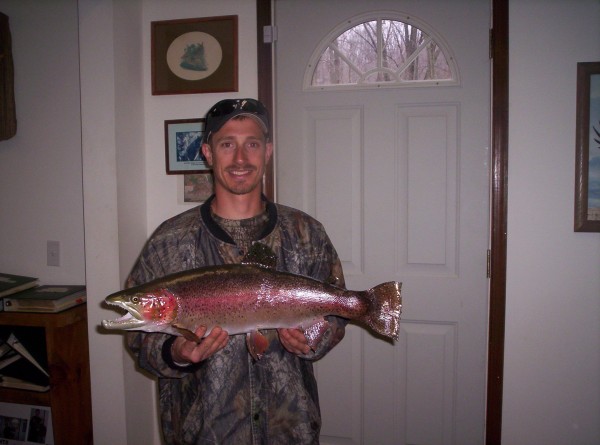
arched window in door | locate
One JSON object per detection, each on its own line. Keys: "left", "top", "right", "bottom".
{"left": 304, "top": 12, "right": 459, "bottom": 91}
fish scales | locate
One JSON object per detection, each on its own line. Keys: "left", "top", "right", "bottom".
{"left": 164, "top": 265, "right": 369, "bottom": 333}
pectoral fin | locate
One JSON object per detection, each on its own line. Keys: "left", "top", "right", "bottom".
{"left": 246, "top": 330, "right": 269, "bottom": 361}
{"left": 303, "top": 320, "right": 331, "bottom": 351}
{"left": 173, "top": 324, "right": 202, "bottom": 343}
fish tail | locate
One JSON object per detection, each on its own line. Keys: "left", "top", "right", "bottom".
{"left": 363, "top": 282, "right": 402, "bottom": 340}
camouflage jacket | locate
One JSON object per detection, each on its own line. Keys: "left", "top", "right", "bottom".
{"left": 126, "top": 196, "right": 346, "bottom": 445}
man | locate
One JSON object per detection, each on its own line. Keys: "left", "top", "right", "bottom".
{"left": 126, "top": 98, "right": 346, "bottom": 444}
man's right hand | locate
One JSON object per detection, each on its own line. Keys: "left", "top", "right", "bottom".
{"left": 171, "top": 326, "right": 229, "bottom": 364}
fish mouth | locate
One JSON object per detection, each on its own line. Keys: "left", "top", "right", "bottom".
{"left": 101, "top": 295, "right": 147, "bottom": 330}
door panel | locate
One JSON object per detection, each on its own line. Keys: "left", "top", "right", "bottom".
{"left": 274, "top": 1, "right": 490, "bottom": 443}
{"left": 307, "top": 106, "right": 364, "bottom": 275}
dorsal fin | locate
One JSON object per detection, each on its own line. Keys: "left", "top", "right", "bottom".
{"left": 241, "top": 242, "right": 277, "bottom": 269}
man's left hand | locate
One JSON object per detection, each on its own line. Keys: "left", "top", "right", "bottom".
{"left": 277, "top": 328, "right": 310, "bottom": 355}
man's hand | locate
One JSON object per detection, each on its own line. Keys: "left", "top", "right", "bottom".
{"left": 277, "top": 328, "right": 311, "bottom": 355}
{"left": 171, "top": 326, "right": 229, "bottom": 364}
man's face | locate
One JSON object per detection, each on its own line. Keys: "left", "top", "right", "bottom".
{"left": 202, "top": 117, "right": 273, "bottom": 197}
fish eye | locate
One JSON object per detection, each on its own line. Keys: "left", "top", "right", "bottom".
{"left": 132, "top": 296, "right": 139, "bottom": 303}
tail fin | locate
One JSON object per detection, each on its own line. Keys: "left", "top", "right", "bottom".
{"left": 362, "top": 282, "right": 402, "bottom": 340}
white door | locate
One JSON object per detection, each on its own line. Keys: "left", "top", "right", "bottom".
{"left": 274, "top": 1, "right": 490, "bottom": 444}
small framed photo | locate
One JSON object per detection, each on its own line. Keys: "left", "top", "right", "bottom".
{"left": 0, "top": 402, "right": 54, "bottom": 444}
{"left": 184, "top": 173, "right": 214, "bottom": 203}
{"left": 151, "top": 15, "right": 238, "bottom": 95}
{"left": 574, "top": 61, "right": 600, "bottom": 232}
{"left": 164, "top": 118, "right": 210, "bottom": 175}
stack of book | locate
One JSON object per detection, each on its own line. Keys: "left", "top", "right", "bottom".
{"left": 0, "top": 329, "right": 49, "bottom": 392}
{"left": 3, "top": 285, "right": 86, "bottom": 313}
{"left": 0, "top": 273, "right": 39, "bottom": 311}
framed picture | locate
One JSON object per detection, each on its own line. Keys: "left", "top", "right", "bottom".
{"left": 0, "top": 402, "right": 54, "bottom": 444}
{"left": 164, "top": 118, "right": 210, "bottom": 175}
{"left": 184, "top": 173, "right": 214, "bottom": 202}
{"left": 574, "top": 61, "right": 600, "bottom": 232}
{"left": 151, "top": 15, "right": 238, "bottom": 95}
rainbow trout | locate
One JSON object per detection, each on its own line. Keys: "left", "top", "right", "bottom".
{"left": 101, "top": 244, "right": 401, "bottom": 359}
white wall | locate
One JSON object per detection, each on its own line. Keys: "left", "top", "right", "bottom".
{"left": 0, "top": 0, "right": 85, "bottom": 286}
{"left": 504, "top": 1, "right": 600, "bottom": 444}
{"left": 80, "top": 1, "right": 259, "bottom": 443}
{"left": 79, "top": 0, "right": 130, "bottom": 443}
{"left": 142, "top": 1, "right": 259, "bottom": 232}
{"left": 0, "top": 0, "right": 257, "bottom": 442}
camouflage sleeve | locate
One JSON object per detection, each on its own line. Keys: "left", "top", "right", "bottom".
{"left": 124, "top": 242, "right": 194, "bottom": 379}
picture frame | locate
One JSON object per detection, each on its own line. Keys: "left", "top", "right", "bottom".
{"left": 151, "top": 15, "right": 238, "bottom": 95}
{"left": 0, "top": 402, "right": 54, "bottom": 444}
{"left": 164, "top": 118, "right": 210, "bottom": 175}
{"left": 574, "top": 61, "right": 600, "bottom": 232}
{"left": 184, "top": 173, "right": 214, "bottom": 203}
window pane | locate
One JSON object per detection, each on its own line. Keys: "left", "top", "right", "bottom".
{"left": 309, "top": 16, "right": 456, "bottom": 89}
{"left": 382, "top": 20, "right": 413, "bottom": 72}
{"left": 340, "top": 21, "right": 378, "bottom": 74}
{"left": 312, "top": 47, "right": 361, "bottom": 85}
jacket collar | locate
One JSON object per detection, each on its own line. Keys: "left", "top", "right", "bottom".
{"left": 200, "top": 194, "right": 277, "bottom": 245}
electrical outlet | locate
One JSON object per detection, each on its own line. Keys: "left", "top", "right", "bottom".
{"left": 47, "top": 240, "right": 60, "bottom": 267}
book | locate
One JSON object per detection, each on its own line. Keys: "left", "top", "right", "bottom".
{"left": 0, "top": 331, "right": 49, "bottom": 392}
{"left": 4, "top": 333, "right": 48, "bottom": 377}
{"left": 0, "top": 348, "right": 22, "bottom": 371}
{"left": 3, "top": 285, "right": 86, "bottom": 313}
{"left": 0, "top": 273, "right": 39, "bottom": 298}
{"left": 0, "top": 342, "right": 12, "bottom": 359}
{"left": 0, "top": 375, "right": 50, "bottom": 392}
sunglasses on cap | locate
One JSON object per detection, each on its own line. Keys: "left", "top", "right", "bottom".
{"left": 203, "top": 98, "right": 270, "bottom": 144}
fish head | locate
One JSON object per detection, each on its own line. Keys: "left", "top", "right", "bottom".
{"left": 101, "top": 288, "right": 178, "bottom": 332}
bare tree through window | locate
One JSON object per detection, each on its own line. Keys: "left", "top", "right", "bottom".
{"left": 310, "top": 17, "right": 456, "bottom": 89}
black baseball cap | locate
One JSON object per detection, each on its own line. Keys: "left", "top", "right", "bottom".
{"left": 202, "top": 98, "right": 270, "bottom": 144}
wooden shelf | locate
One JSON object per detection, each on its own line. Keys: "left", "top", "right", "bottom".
{"left": 0, "top": 304, "right": 93, "bottom": 444}
{"left": 0, "top": 303, "right": 87, "bottom": 328}
{"left": 0, "top": 386, "right": 51, "bottom": 405}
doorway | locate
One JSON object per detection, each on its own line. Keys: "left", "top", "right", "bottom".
{"left": 256, "top": 1, "right": 509, "bottom": 443}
